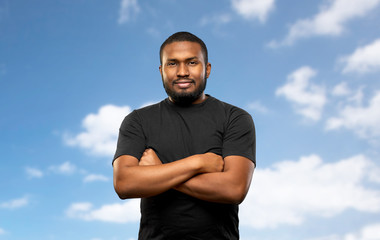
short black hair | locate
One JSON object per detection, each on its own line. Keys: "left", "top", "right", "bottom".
{"left": 159, "top": 31, "right": 208, "bottom": 65}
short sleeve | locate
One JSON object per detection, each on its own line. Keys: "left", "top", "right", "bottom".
{"left": 222, "top": 108, "right": 256, "bottom": 165}
{"left": 112, "top": 110, "right": 146, "bottom": 165}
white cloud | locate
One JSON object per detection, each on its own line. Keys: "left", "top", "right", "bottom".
{"left": 25, "top": 167, "right": 43, "bottom": 179}
{"left": 308, "top": 222, "right": 380, "bottom": 240}
{"left": 146, "top": 27, "right": 161, "bottom": 38}
{"left": 332, "top": 82, "right": 351, "bottom": 97}
{"left": 66, "top": 202, "right": 92, "bottom": 214}
{"left": 307, "top": 235, "right": 342, "bottom": 240}
{"left": 65, "top": 154, "right": 380, "bottom": 230}
{"left": 49, "top": 161, "right": 76, "bottom": 175}
{"left": 240, "top": 154, "right": 380, "bottom": 229}
{"left": 0, "top": 227, "right": 5, "bottom": 235}
{"left": 341, "top": 39, "right": 380, "bottom": 74}
{"left": 276, "top": 66, "right": 326, "bottom": 121}
{"left": 268, "top": 0, "right": 380, "bottom": 47}
{"left": 83, "top": 174, "right": 109, "bottom": 183}
{"left": 140, "top": 100, "right": 159, "bottom": 108}
{"left": 357, "top": 223, "right": 380, "bottom": 240}
{"left": 200, "top": 13, "right": 232, "bottom": 26}
{"left": 64, "top": 104, "right": 131, "bottom": 157}
{"left": 0, "top": 196, "right": 29, "bottom": 210}
{"left": 231, "top": 0, "right": 275, "bottom": 23}
{"left": 247, "top": 101, "right": 270, "bottom": 114}
{"left": 66, "top": 199, "right": 140, "bottom": 223}
{"left": 369, "top": 166, "right": 380, "bottom": 184}
{"left": 347, "top": 86, "right": 365, "bottom": 106}
{"left": 118, "top": 0, "right": 140, "bottom": 24}
{"left": 326, "top": 91, "right": 380, "bottom": 140}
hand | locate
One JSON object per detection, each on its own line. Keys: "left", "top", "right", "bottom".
{"left": 197, "top": 152, "right": 224, "bottom": 173}
{"left": 139, "top": 148, "right": 162, "bottom": 166}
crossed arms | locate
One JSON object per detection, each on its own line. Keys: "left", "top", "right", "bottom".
{"left": 113, "top": 149, "right": 255, "bottom": 204}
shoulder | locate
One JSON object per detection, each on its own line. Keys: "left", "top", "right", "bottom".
{"left": 120, "top": 100, "right": 165, "bottom": 126}
{"left": 208, "top": 96, "right": 253, "bottom": 121}
{"left": 135, "top": 100, "right": 164, "bottom": 114}
{"left": 129, "top": 99, "right": 167, "bottom": 119}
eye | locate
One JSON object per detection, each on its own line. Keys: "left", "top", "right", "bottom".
{"left": 166, "top": 62, "right": 176, "bottom": 66}
{"left": 188, "top": 61, "right": 198, "bottom": 65}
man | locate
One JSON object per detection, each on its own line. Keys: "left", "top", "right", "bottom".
{"left": 113, "top": 31, "right": 255, "bottom": 240}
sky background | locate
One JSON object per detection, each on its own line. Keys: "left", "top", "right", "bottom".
{"left": 1, "top": 0, "right": 380, "bottom": 239}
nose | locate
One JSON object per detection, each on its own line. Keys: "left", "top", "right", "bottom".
{"left": 177, "top": 63, "right": 189, "bottom": 77}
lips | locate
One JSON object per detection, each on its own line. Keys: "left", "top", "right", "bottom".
{"left": 173, "top": 79, "right": 195, "bottom": 89}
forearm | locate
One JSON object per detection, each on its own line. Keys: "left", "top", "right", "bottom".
{"left": 114, "top": 156, "right": 202, "bottom": 199}
{"left": 175, "top": 172, "right": 245, "bottom": 204}
{"left": 175, "top": 156, "right": 255, "bottom": 204}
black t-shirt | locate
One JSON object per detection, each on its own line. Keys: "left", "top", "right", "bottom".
{"left": 114, "top": 96, "right": 256, "bottom": 240}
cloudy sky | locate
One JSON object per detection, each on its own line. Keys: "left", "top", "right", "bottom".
{"left": 1, "top": 0, "right": 380, "bottom": 239}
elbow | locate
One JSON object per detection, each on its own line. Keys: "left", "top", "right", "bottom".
{"left": 234, "top": 191, "right": 248, "bottom": 205}
{"left": 114, "top": 179, "right": 134, "bottom": 200}
{"left": 116, "top": 189, "right": 129, "bottom": 200}
{"left": 117, "top": 193, "right": 128, "bottom": 200}
{"left": 228, "top": 192, "right": 246, "bottom": 205}
{"left": 114, "top": 184, "right": 128, "bottom": 200}
{"left": 115, "top": 187, "right": 134, "bottom": 200}
{"left": 227, "top": 186, "right": 249, "bottom": 205}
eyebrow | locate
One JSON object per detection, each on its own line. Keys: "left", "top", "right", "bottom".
{"left": 166, "top": 57, "right": 198, "bottom": 62}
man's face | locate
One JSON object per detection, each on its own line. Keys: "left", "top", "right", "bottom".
{"left": 160, "top": 41, "right": 211, "bottom": 105}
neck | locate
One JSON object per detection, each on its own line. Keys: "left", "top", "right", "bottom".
{"left": 169, "top": 93, "right": 207, "bottom": 105}
{"left": 191, "top": 93, "right": 207, "bottom": 104}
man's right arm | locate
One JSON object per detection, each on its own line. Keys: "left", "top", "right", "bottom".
{"left": 113, "top": 152, "right": 223, "bottom": 199}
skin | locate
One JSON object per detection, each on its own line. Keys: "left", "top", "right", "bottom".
{"left": 113, "top": 41, "right": 255, "bottom": 204}
{"left": 159, "top": 41, "right": 211, "bottom": 104}
{"left": 113, "top": 151, "right": 224, "bottom": 199}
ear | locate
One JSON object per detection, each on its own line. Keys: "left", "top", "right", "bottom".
{"left": 206, "top": 62, "right": 211, "bottom": 78}
{"left": 159, "top": 65, "right": 163, "bottom": 76}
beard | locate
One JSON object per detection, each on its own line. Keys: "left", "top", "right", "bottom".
{"left": 163, "top": 77, "right": 207, "bottom": 106}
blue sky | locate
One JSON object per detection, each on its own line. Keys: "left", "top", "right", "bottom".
{"left": 1, "top": 0, "right": 380, "bottom": 239}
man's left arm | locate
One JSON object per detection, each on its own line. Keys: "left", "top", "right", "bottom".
{"left": 174, "top": 155, "right": 255, "bottom": 204}
{"left": 175, "top": 109, "right": 256, "bottom": 204}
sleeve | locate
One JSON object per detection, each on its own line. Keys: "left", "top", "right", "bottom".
{"left": 222, "top": 108, "right": 256, "bottom": 166}
{"left": 112, "top": 110, "right": 147, "bottom": 165}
